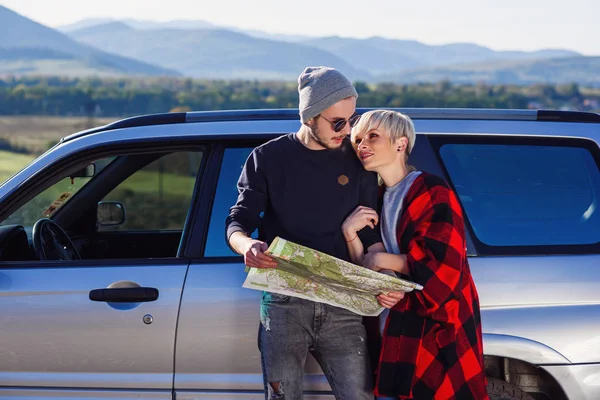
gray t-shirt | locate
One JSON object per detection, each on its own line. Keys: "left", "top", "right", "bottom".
{"left": 378, "top": 170, "right": 421, "bottom": 334}
{"left": 381, "top": 171, "right": 422, "bottom": 255}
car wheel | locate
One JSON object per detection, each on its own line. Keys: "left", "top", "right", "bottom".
{"left": 487, "top": 378, "right": 536, "bottom": 400}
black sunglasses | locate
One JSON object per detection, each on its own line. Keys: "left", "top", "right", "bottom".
{"left": 319, "top": 114, "right": 361, "bottom": 133}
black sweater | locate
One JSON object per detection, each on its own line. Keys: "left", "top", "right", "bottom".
{"left": 226, "top": 133, "right": 380, "bottom": 262}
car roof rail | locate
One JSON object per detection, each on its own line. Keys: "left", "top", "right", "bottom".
{"left": 61, "top": 108, "right": 600, "bottom": 143}
{"left": 185, "top": 108, "right": 541, "bottom": 122}
{"left": 61, "top": 112, "right": 188, "bottom": 143}
{"left": 185, "top": 108, "right": 600, "bottom": 123}
{"left": 537, "top": 110, "right": 600, "bottom": 123}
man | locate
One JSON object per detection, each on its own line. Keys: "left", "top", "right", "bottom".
{"left": 226, "top": 66, "right": 403, "bottom": 400}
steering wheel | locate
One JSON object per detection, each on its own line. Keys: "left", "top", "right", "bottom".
{"left": 32, "top": 218, "right": 81, "bottom": 261}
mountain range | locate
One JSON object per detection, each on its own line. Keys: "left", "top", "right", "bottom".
{"left": 0, "top": 6, "right": 178, "bottom": 77}
{"left": 66, "top": 22, "right": 367, "bottom": 80}
{"left": 1, "top": 5, "right": 598, "bottom": 85}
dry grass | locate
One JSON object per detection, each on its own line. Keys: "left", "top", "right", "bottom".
{"left": 0, "top": 116, "right": 117, "bottom": 154}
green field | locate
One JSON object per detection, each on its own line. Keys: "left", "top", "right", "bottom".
{"left": 0, "top": 150, "right": 35, "bottom": 184}
{"left": 111, "top": 169, "right": 198, "bottom": 197}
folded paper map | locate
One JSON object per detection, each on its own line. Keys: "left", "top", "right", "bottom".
{"left": 242, "top": 237, "right": 423, "bottom": 316}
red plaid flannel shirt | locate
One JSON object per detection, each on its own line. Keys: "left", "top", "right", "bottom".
{"left": 375, "top": 173, "right": 489, "bottom": 399}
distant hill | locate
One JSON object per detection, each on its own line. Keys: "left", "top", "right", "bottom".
{"left": 68, "top": 21, "right": 134, "bottom": 36}
{"left": 113, "top": 19, "right": 218, "bottom": 31}
{"left": 55, "top": 18, "right": 116, "bottom": 33}
{"left": 69, "top": 24, "right": 368, "bottom": 80}
{"left": 59, "top": 18, "right": 218, "bottom": 32}
{"left": 380, "top": 56, "right": 600, "bottom": 86}
{"left": 301, "top": 37, "right": 423, "bottom": 75}
{"left": 304, "top": 36, "right": 580, "bottom": 75}
{"left": 58, "top": 18, "right": 310, "bottom": 42}
{"left": 0, "top": 6, "right": 179, "bottom": 77}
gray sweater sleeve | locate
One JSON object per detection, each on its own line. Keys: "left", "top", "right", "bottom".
{"left": 225, "top": 148, "right": 268, "bottom": 242}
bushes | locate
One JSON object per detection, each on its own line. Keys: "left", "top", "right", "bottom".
{"left": 1, "top": 76, "right": 596, "bottom": 116}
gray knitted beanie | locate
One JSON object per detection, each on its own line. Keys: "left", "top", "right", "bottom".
{"left": 298, "top": 66, "right": 358, "bottom": 124}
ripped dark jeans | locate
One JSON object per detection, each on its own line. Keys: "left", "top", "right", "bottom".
{"left": 259, "top": 292, "right": 373, "bottom": 400}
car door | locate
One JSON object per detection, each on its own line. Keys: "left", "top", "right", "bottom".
{"left": 0, "top": 261, "right": 187, "bottom": 399}
{"left": 0, "top": 145, "right": 206, "bottom": 399}
{"left": 174, "top": 144, "right": 332, "bottom": 400}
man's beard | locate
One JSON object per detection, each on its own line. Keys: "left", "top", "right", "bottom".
{"left": 308, "top": 124, "right": 346, "bottom": 151}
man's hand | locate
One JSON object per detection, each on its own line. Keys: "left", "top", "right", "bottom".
{"left": 229, "top": 232, "right": 278, "bottom": 269}
{"left": 377, "top": 291, "right": 404, "bottom": 309}
{"left": 242, "top": 239, "right": 278, "bottom": 269}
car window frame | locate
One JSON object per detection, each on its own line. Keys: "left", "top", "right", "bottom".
{"left": 0, "top": 137, "right": 215, "bottom": 263}
{"left": 183, "top": 139, "right": 267, "bottom": 260}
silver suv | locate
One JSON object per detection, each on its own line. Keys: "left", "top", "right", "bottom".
{"left": 0, "top": 108, "right": 599, "bottom": 400}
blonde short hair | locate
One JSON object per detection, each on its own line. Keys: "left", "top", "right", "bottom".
{"left": 352, "top": 110, "right": 416, "bottom": 155}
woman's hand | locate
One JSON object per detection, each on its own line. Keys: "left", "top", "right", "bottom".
{"left": 377, "top": 291, "right": 405, "bottom": 308}
{"left": 342, "top": 206, "right": 379, "bottom": 241}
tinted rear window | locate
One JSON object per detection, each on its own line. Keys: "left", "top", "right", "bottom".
{"left": 440, "top": 143, "right": 600, "bottom": 247}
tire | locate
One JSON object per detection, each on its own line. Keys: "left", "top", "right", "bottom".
{"left": 487, "top": 378, "right": 536, "bottom": 400}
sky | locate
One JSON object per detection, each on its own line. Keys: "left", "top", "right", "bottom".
{"left": 2, "top": 0, "right": 599, "bottom": 55}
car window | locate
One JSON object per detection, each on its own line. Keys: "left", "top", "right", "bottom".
{"left": 440, "top": 142, "right": 600, "bottom": 247}
{"left": 99, "top": 151, "right": 203, "bottom": 231}
{"left": 1, "top": 157, "right": 115, "bottom": 227}
{"left": 205, "top": 147, "right": 255, "bottom": 257}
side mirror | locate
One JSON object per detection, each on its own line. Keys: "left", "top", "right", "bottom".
{"left": 70, "top": 164, "right": 96, "bottom": 179}
{"left": 97, "top": 201, "right": 125, "bottom": 226}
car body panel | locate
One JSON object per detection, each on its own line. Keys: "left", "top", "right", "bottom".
{"left": 543, "top": 364, "right": 600, "bottom": 400}
{"left": 0, "top": 262, "right": 187, "bottom": 396}
{"left": 0, "top": 388, "right": 171, "bottom": 399}
{"left": 174, "top": 392, "right": 332, "bottom": 400}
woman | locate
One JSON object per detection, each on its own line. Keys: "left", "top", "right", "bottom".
{"left": 342, "top": 110, "right": 489, "bottom": 399}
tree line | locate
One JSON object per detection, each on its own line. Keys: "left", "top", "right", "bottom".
{"left": 1, "top": 76, "right": 598, "bottom": 116}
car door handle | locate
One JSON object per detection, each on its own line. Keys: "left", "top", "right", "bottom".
{"left": 89, "top": 287, "right": 159, "bottom": 302}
